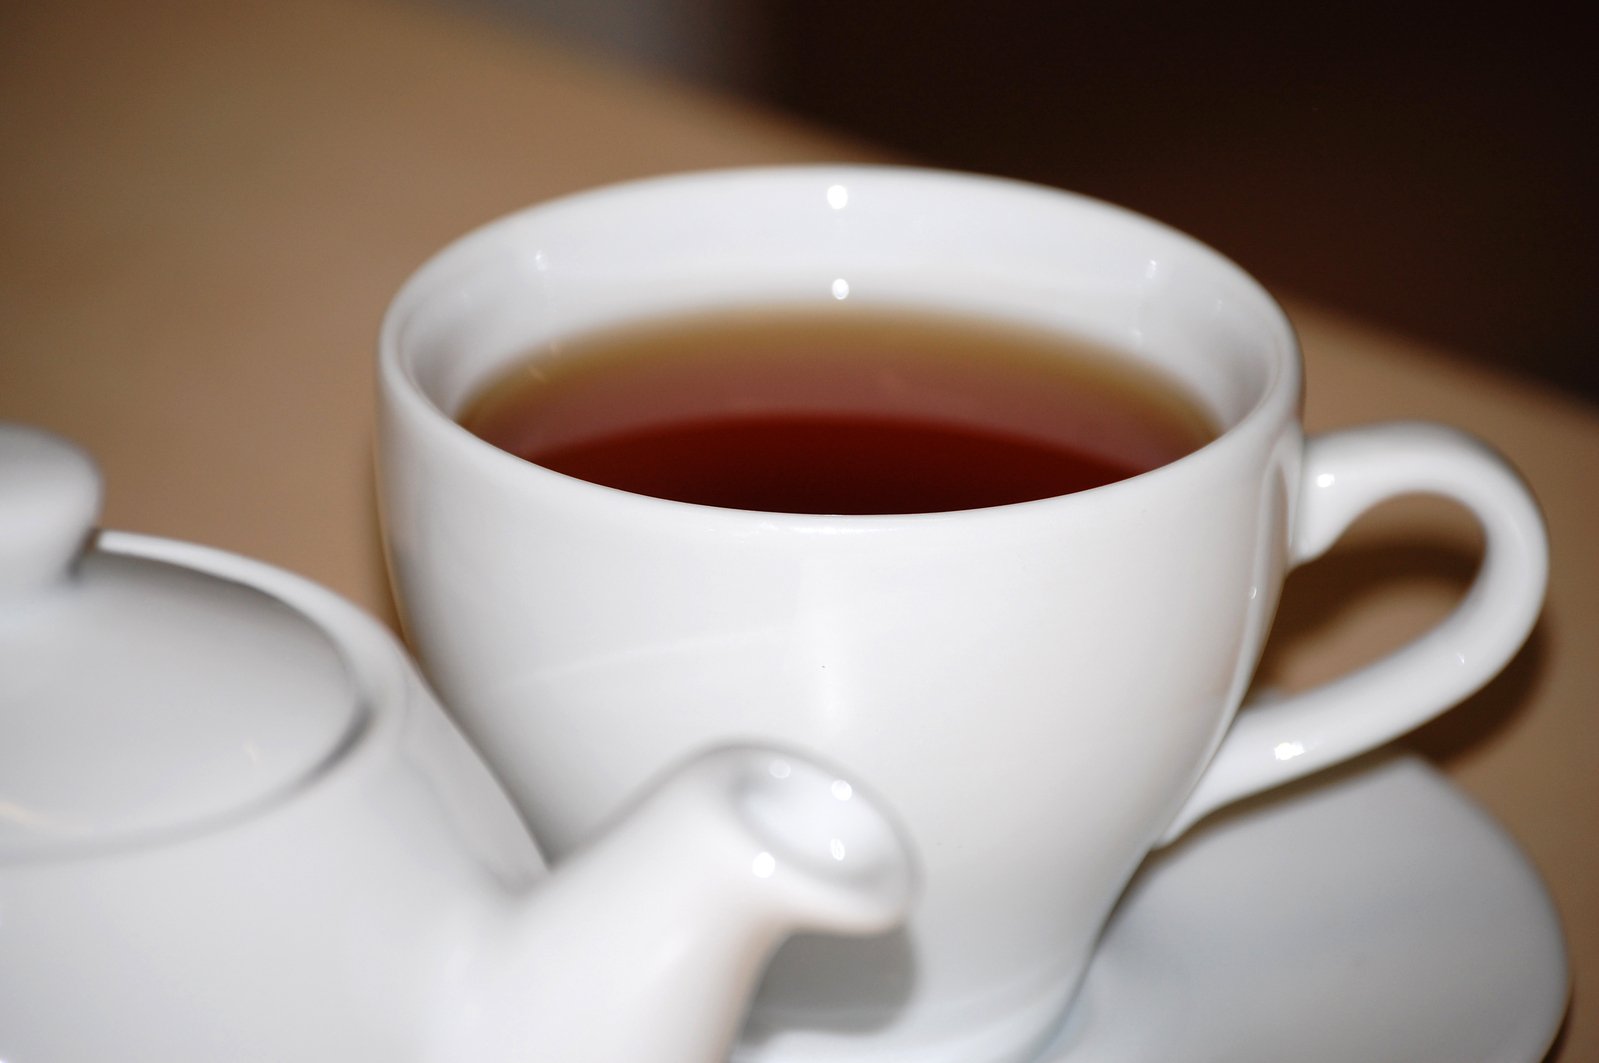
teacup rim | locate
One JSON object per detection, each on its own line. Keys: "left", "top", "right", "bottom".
{"left": 379, "top": 163, "right": 1302, "bottom": 527}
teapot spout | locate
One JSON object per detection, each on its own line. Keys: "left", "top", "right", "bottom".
{"left": 435, "top": 746, "right": 916, "bottom": 1063}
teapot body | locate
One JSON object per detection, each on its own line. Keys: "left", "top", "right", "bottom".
{"left": 0, "top": 533, "right": 545, "bottom": 1062}
{"left": 0, "top": 424, "right": 915, "bottom": 1063}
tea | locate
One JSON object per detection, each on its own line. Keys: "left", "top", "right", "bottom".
{"left": 458, "top": 306, "right": 1215, "bottom": 514}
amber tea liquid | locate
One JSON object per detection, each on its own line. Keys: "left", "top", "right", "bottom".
{"left": 459, "top": 306, "right": 1216, "bottom": 514}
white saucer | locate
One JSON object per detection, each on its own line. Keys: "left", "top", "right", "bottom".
{"left": 1035, "top": 751, "right": 1569, "bottom": 1062}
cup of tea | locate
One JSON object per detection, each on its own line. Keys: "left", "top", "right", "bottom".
{"left": 376, "top": 166, "right": 1546, "bottom": 1063}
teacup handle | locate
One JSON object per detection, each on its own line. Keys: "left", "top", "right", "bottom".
{"left": 1161, "top": 421, "right": 1548, "bottom": 843}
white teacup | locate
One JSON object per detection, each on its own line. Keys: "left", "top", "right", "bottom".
{"left": 377, "top": 166, "right": 1547, "bottom": 1063}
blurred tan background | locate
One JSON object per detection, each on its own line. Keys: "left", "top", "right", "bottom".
{"left": 443, "top": 0, "right": 1596, "bottom": 401}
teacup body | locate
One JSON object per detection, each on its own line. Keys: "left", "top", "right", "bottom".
{"left": 378, "top": 167, "right": 1544, "bottom": 1062}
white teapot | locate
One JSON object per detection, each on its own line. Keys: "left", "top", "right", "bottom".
{"left": 0, "top": 424, "right": 915, "bottom": 1062}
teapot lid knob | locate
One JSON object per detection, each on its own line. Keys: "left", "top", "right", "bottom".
{"left": 0, "top": 423, "right": 102, "bottom": 595}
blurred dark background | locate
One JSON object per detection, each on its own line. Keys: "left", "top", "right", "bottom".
{"left": 450, "top": 0, "right": 1595, "bottom": 400}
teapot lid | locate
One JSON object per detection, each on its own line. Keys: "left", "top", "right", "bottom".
{"left": 0, "top": 425, "right": 361, "bottom": 858}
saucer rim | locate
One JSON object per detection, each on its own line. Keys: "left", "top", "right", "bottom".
{"left": 1032, "top": 749, "right": 1569, "bottom": 1063}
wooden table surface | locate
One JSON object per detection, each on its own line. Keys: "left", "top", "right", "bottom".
{"left": 3, "top": 1, "right": 1594, "bottom": 1058}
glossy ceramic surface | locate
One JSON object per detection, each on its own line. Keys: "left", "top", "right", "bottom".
{"left": 378, "top": 166, "right": 1549, "bottom": 1062}
{"left": 379, "top": 166, "right": 1549, "bottom": 1062}
{"left": 1037, "top": 753, "right": 1568, "bottom": 1063}
{"left": 0, "top": 424, "right": 915, "bottom": 1063}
